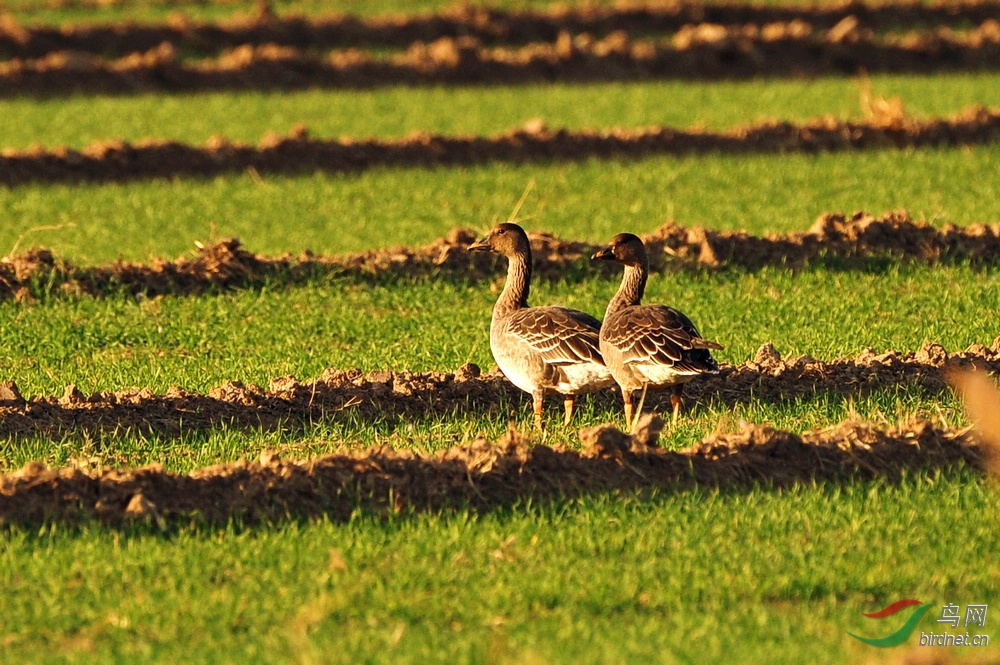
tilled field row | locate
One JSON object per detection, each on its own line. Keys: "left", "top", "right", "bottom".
{"left": 0, "top": 415, "right": 986, "bottom": 527}
{"left": 0, "top": 340, "right": 995, "bottom": 441}
{"left": 2, "top": 211, "right": 998, "bottom": 302}
{"left": 3, "top": 21, "right": 1000, "bottom": 97}
{"left": 5, "top": 107, "right": 1000, "bottom": 187}
{"left": 4, "top": 1, "right": 1000, "bottom": 57}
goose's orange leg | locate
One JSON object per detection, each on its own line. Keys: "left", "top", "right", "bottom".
{"left": 671, "top": 385, "right": 684, "bottom": 426}
{"left": 533, "top": 394, "right": 545, "bottom": 431}
{"left": 563, "top": 397, "right": 575, "bottom": 426}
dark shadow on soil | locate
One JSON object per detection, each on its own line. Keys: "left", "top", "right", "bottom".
{"left": 3, "top": 22, "right": 1000, "bottom": 99}
{"left": 4, "top": 2, "right": 1000, "bottom": 58}
{"left": 0, "top": 414, "right": 985, "bottom": 529}
{"left": 0, "top": 340, "right": 996, "bottom": 443}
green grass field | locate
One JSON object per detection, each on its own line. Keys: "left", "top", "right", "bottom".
{"left": 2, "top": 477, "right": 997, "bottom": 664}
{"left": 2, "top": 2, "right": 999, "bottom": 662}
{"left": 4, "top": 75, "right": 1000, "bottom": 263}
{"left": 3, "top": 0, "right": 872, "bottom": 28}
{"left": 4, "top": 145, "right": 1000, "bottom": 263}
{"left": 2, "top": 262, "right": 997, "bottom": 472}
{"left": 6, "top": 263, "right": 1000, "bottom": 396}
{"left": 3, "top": 0, "right": 623, "bottom": 26}
{"left": 6, "top": 75, "right": 1000, "bottom": 149}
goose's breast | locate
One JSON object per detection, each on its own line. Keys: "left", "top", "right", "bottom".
{"left": 490, "top": 330, "right": 547, "bottom": 395}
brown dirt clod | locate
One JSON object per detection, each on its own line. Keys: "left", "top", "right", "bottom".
{"left": 0, "top": 380, "right": 24, "bottom": 406}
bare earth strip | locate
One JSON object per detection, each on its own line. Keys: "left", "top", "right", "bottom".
{"left": 0, "top": 340, "right": 996, "bottom": 441}
{"left": 5, "top": 107, "right": 1000, "bottom": 186}
{"left": 0, "top": 414, "right": 984, "bottom": 527}
{"left": 3, "top": 2, "right": 1000, "bottom": 57}
{"left": 3, "top": 21, "right": 1000, "bottom": 97}
{"left": 2, "top": 211, "right": 999, "bottom": 301}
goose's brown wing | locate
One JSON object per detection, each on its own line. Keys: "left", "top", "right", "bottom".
{"left": 603, "top": 305, "right": 721, "bottom": 373}
{"left": 503, "top": 306, "right": 605, "bottom": 366}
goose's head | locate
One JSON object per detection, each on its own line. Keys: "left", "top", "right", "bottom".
{"left": 468, "top": 222, "right": 531, "bottom": 258}
{"left": 591, "top": 233, "right": 648, "bottom": 267}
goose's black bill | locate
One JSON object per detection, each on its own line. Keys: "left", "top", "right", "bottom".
{"left": 591, "top": 247, "right": 615, "bottom": 260}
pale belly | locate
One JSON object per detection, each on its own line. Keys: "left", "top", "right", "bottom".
{"left": 555, "top": 362, "right": 615, "bottom": 394}
{"left": 610, "top": 360, "right": 706, "bottom": 392}
{"left": 635, "top": 362, "right": 699, "bottom": 386}
{"left": 492, "top": 338, "right": 612, "bottom": 396}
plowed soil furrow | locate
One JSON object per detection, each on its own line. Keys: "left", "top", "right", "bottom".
{"left": 0, "top": 341, "right": 996, "bottom": 441}
{"left": 3, "top": 22, "right": 1000, "bottom": 97}
{"left": 0, "top": 416, "right": 984, "bottom": 527}
{"left": 5, "top": 107, "right": 1000, "bottom": 187}
{"left": 3, "top": 2, "right": 999, "bottom": 58}
{"left": 2, "top": 211, "right": 999, "bottom": 302}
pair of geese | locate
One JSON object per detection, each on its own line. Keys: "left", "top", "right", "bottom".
{"left": 469, "top": 223, "right": 722, "bottom": 433}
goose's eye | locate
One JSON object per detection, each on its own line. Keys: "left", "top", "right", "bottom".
{"left": 497, "top": 229, "right": 506, "bottom": 235}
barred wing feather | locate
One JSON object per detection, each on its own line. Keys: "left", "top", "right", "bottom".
{"left": 503, "top": 307, "right": 606, "bottom": 366}
{"left": 604, "top": 305, "right": 721, "bottom": 373}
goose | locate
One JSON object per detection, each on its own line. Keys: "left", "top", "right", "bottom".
{"left": 592, "top": 232, "right": 722, "bottom": 429}
{"left": 469, "top": 223, "right": 614, "bottom": 430}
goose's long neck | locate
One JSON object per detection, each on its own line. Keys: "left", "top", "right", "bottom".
{"left": 606, "top": 263, "right": 646, "bottom": 317}
{"left": 494, "top": 250, "right": 531, "bottom": 318}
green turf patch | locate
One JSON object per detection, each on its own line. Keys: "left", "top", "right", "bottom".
{"left": 3, "top": 0, "right": 862, "bottom": 28}
{"left": 3, "top": 146, "right": 1000, "bottom": 263}
{"left": 2, "top": 263, "right": 997, "bottom": 396}
{"left": 0, "top": 476, "right": 996, "bottom": 664}
{"left": 3, "top": 75, "right": 1000, "bottom": 149}
{"left": 5, "top": 0, "right": 618, "bottom": 26}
